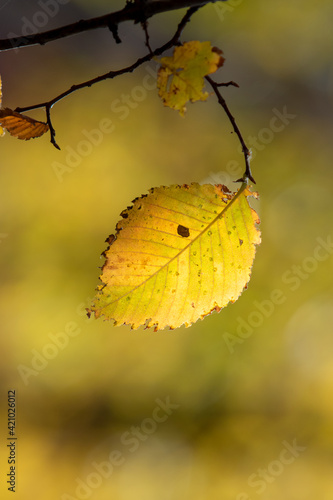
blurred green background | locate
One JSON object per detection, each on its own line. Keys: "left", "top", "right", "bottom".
{"left": 1, "top": 1, "right": 333, "bottom": 499}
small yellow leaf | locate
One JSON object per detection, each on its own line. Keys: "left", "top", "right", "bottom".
{"left": 157, "top": 41, "right": 224, "bottom": 116}
{"left": 88, "top": 183, "right": 261, "bottom": 331}
{"left": 0, "top": 107, "right": 49, "bottom": 140}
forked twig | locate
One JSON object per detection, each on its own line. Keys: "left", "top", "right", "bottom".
{"left": 15, "top": 6, "right": 199, "bottom": 149}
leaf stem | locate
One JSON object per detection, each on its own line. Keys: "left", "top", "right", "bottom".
{"left": 205, "top": 76, "right": 255, "bottom": 184}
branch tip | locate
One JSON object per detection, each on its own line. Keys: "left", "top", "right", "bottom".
{"left": 108, "top": 23, "right": 122, "bottom": 44}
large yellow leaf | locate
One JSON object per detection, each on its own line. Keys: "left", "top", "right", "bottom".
{"left": 157, "top": 41, "right": 224, "bottom": 116}
{"left": 88, "top": 183, "right": 261, "bottom": 331}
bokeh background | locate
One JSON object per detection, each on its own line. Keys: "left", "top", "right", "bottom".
{"left": 1, "top": 1, "right": 333, "bottom": 498}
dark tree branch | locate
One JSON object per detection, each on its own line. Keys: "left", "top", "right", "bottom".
{"left": 15, "top": 6, "right": 200, "bottom": 148}
{"left": 0, "top": 0, "right": 226, "bottom": 52}
{"left": 206, "top": 76, "right": 255, "bottom": 184}
{"left": 3, "top": 0, "right": 252, "bottom": 185}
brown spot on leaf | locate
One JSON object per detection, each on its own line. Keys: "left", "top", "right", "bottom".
{"left": 105, "top": 234, "right": 116, "bottom": 245}
{"left": 133, "top": 193, "right": 148, "bottom": 202}
{"left": 239, "top": 239, "right": 243, "bottom": 246}
{"left": 177, "top": 225, "right": 190, "bottom": 237}
{"left": 212, "top": 46, "right": 225, "bottom": 68}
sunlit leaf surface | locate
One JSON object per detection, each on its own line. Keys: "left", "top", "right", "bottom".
{"left": 88, "top": 182, "right": 261, "bottom": 330}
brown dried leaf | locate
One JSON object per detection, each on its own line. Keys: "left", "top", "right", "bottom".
{"left": 0, "top": 107, "right": 49, "bottom": 140}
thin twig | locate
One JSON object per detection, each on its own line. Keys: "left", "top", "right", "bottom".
{"left": 142, "top": 21, "right": 153, "bottom": 54}
{"left": 15, "top": 6, "right": 200, "bottom": 148}
{"left": 215, "top": 80, "right": 239, "bottom": 88}
{"left": 205, "top": 75, "right": 255, "bottom": 184}
{"left": 45, "top": 105, "right": 60, "bottom": 150}
{"left": 137, "top": 0, "right": 154, "bottom": 54}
